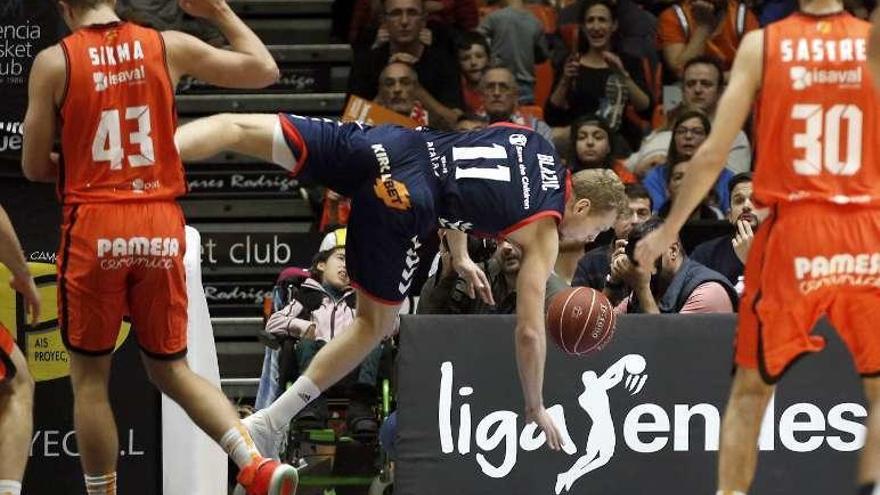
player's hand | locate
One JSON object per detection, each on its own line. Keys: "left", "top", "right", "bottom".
{"left": 10, "top": 272, "right": 40, "bottom": 326}
{"left": 732, "top": 219, "right": 755, "bottom": 264}
{"left": 526, "top": 406, "right": 562, "bottom": 451}
{"left": 633, "top": 225, "right": 677, "bottom": 272}
{"left": 178, "top": 0, "right": 230, "bottom": 20}
{"left": 452, "top": 257, "right": 495, "bottom": 306}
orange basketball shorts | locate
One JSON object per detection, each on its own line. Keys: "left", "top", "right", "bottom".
{"left": 0, "top": 323, "right": 16, "bottom": 383}
{"left": 736, "top": 202, "right": 880, "bottom": 382}
{"left": 57, "top": 201, "right": 188, "bottom": 359}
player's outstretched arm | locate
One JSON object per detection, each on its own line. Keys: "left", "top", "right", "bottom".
{"left": 508, "top": 217, "right": 562, "bottom": 451}
{"left": 163, "top": 0, "right": 279, "bottom": 89}
{"left": 635, "top": 30, "right": 763, "bottom": 268}
{"left": 21, "top": 46, "right": 65, "bottom": 183}
{"left": 175, "top": 113, "right": 283, "bottom": 165}
{"left": 0, "top": 206, "right": 40, "bottom": 324}
{"left": 869, "top": 9, "right": 880, "bottom": 87}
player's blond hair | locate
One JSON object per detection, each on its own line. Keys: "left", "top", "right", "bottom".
{"left": 570, "top": 168, "right": 627, "bottom": 215}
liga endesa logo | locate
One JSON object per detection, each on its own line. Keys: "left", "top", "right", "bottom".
{"left": 438, "top": 355, "right": 867, "bottom": 494}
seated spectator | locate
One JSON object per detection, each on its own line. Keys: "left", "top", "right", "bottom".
{"left": 545, "top": 0, "right": 652, "bottom": 152}
{"left": 478, "top": 0, "right": 549, "bottom": 104}
{"left": 480, "top": 66, "right": 555, "bottom": 146}
{"left": 643, "top": 109, "right": 732, "bottom": 216}
{"left": 262, "top": 247, "right": 383, "bottom": 450}
{"left": 573, "top": 183, "right": 652, "bottom": 289}
{"left": 418, "top": 236, "right": 568, "bottom": 314}
{"left": 657, "top": 0, "right": 759, "bottom": 77}
{"left": 455, "top": 113, "right": 489, "bottom": 131}
{"left": 456, "top": 31, "right": 491, "bottom": 114}
{"left": 374, "top": 62, "right": 430, "bottom": 125}
{"left": 690, "top": 172, "right": 756, "bottom": 291}
{"left": 569, "top": 115, "right": 638, "bottom": 183}
{"left": 607, "top": 217, "right": 738, "bottom": 313}
{"left": 626, "top": 56, "right": 751, "bottom": 175}
{"left": 558, "top": 0, "right": 658, "bottom": 63}
{"left": 349, "top": 0, "right": 462, "bottom": 110}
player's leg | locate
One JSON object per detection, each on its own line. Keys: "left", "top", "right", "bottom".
{"left": 717, "top": 366, "right": 774, "bottom": 493}
{"left": 0, "top": 345, "right": 34, "bottom": 495}
{"left": 859, "top": 376, "right": 880, "bottom": 492}
{"left": 246, "top": 292, "right": 400, "bottom": 458}
{"left": 246, "top": 149, "right": 435, "bottom": 458}
{"left": 129, "top": 203, "right": 297, "bottom": 494}
{"left": 69, "top": 353, "right": 119, "bottom": 493}
{"left": 826, "top": 287, "right": 880, "bottom": 491}
{"left": 718, "top": 211, "right": 801, "bottom": 494}
{"left": 59, "top": 205, "right": 130, "bottom": 494}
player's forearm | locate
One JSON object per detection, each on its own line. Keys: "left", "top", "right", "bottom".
{"left": 443, "top": 230, "right": 470, "bottom": 263}
{"left": 515, "top": 323, "right": 547, "bottom": 412}
{"left": 210, "top": 5, "right": 279, "bottom": 83}
{"left": 0, "top": 207, "right": 30, "bottom": 278}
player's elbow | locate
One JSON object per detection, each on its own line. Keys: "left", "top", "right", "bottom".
{"left": 515, "top": 324, "right": 543, "bottom": 348}
{"left": 255, "top": 59, "right": 280, "bottom": 87}
{"left": 242, "top": 58, "right": 280, "bottom": 89}
{"left": 22, "top": 160, "right": 51, "bottom": 183}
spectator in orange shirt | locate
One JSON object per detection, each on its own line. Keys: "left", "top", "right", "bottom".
{"left": 657, "top": 0, "right": 758, "bottom": 77}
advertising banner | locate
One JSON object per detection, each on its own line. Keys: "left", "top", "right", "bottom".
{"left": 398, "top": 315, "right": 865, "bottom": 495}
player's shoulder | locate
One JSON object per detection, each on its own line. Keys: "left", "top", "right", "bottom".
{"left": 32, "top": 44, "right": 66, "bottom": 80}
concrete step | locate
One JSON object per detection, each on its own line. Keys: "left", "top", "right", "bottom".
{"left": 175, "top": 93, "right": 346, "bottom": 115}
{"left": 229, "top": 0, "right": 333, "bottom": 16}
{"left": 244, "top": 18, "right": 332, "bottom": 44}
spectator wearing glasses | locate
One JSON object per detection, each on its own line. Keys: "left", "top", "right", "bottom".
{"left": 349, "top": 0, "right": 462, "bottom": 110}
{"left": 642, "top": 109, "right": 733, "bottom": 218}
{"left": 626, "top": 56, "right": 751, "bottom": 176}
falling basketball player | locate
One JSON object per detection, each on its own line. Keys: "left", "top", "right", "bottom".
{"left": 174, "top": 114, "right": 629, "bottom": 464}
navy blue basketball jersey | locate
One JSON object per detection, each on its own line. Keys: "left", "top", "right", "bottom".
{"left": 277, "top": 115, "right": 567, "bottom": 303}
{"left": 420, "top": 123, "right": 568, "bottom": 237}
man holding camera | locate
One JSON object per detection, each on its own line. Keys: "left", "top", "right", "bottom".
{"left": 606, "top": 217, "right": 737, "bottom": 314}
{"left": 418, "top": 236, "right": 567, "bottom": 314}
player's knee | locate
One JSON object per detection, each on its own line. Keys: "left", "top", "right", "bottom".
{"left": 732, "top": 368, "right": 774, "bottom": 404}
{"left": 12, "top": 366, "right": 35, "bottom": 400}
{"left": 355, "top": 314, "right": 396, "bottom": 341}
{"left": 142, "top": 357, "right": 188, "bottom": 393}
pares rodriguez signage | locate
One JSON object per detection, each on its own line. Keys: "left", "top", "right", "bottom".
{"left": 398, "top": 315, "right": 865, "bottom": 494}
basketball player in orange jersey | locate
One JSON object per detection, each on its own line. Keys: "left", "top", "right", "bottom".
{"left": 0, "top": 205, "right": 40, "bottom": 495}
{"left": 20, "top": 1, "right": 298, "bottom": 494}
{"left": 634, "top": 0, "right": 880, "bottom": 493}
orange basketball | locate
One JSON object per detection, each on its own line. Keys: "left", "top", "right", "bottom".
{"left": 546, "top": 287, "right": 617, "bottom": 356}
